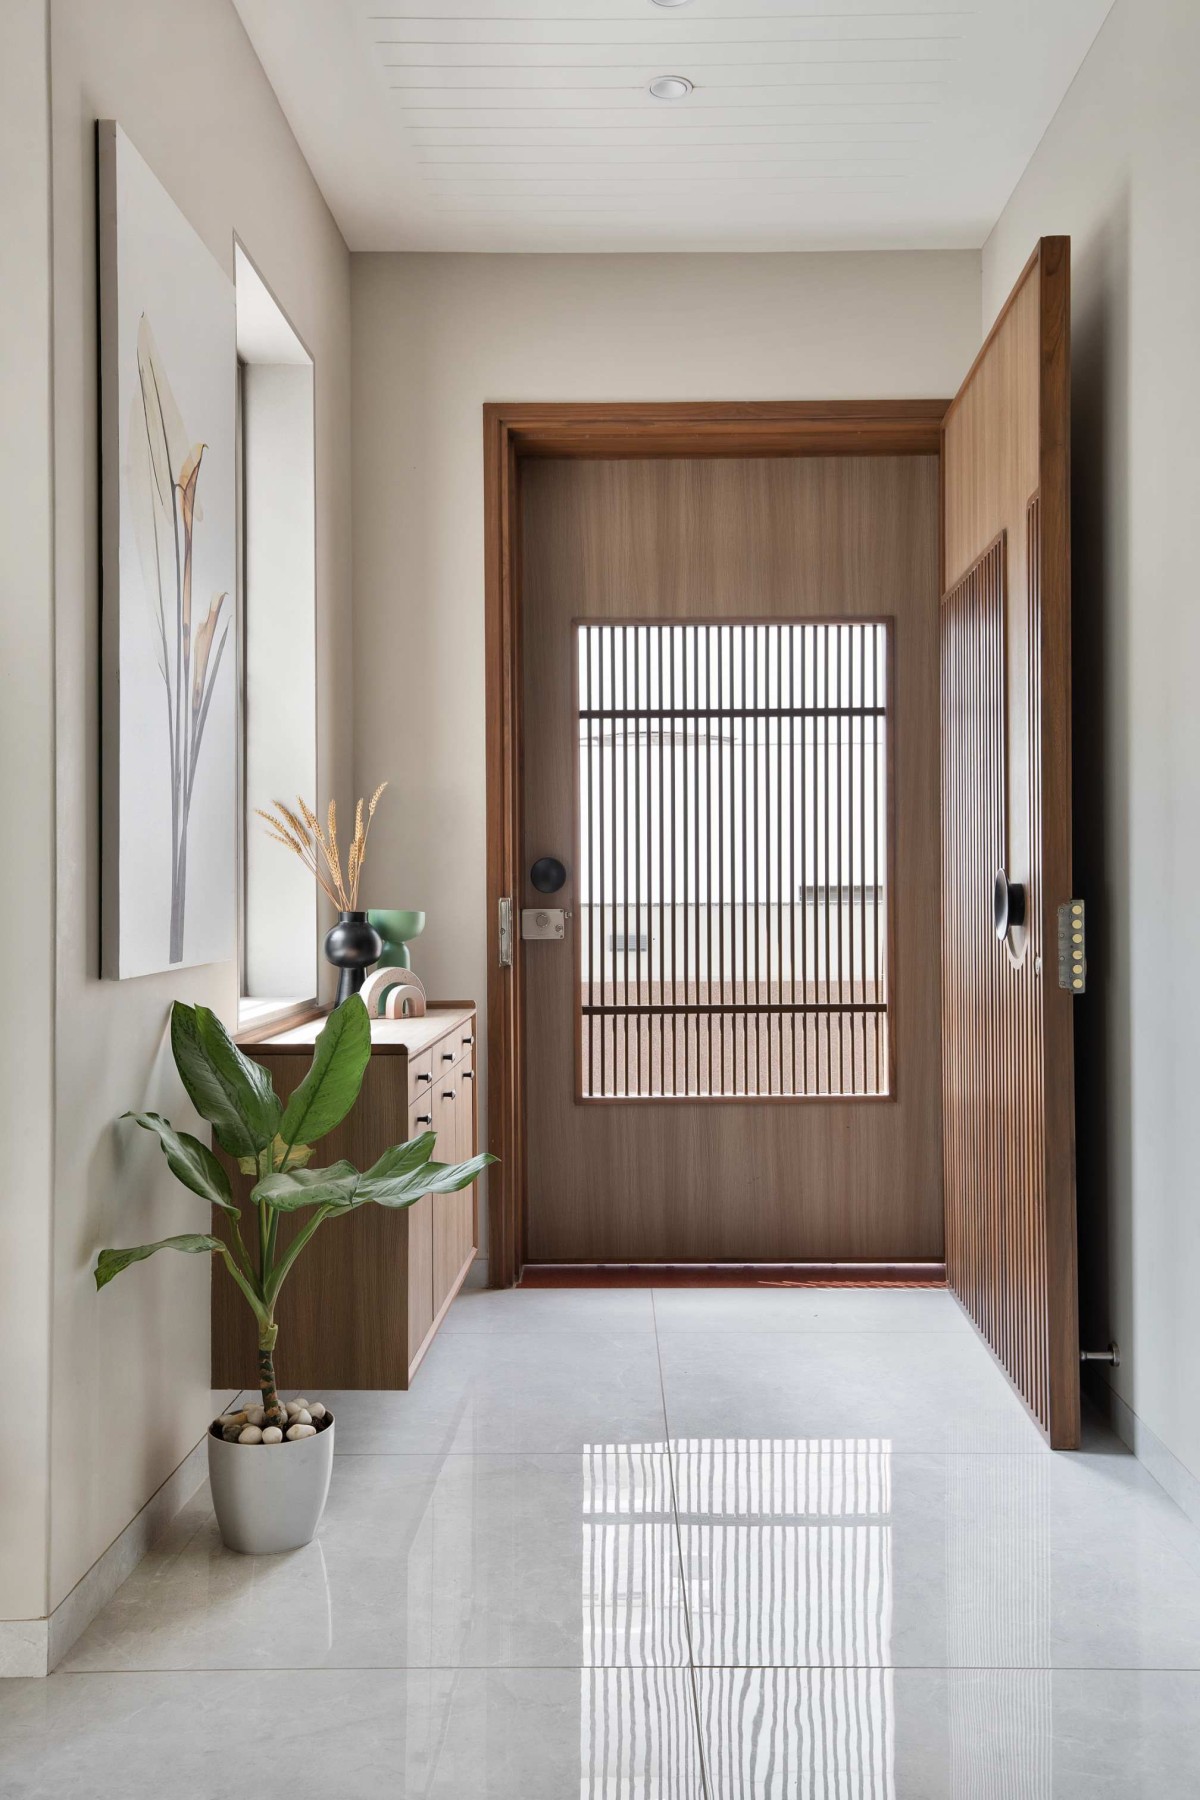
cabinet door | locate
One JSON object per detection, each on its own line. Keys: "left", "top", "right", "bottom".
{"left": 407, "top": 1097, "right": 436, "bottom": 1363}
{"left": 432, "top": 1059, "right": 478, "bottom": 1311}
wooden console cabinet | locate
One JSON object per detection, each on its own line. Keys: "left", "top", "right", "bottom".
{"left": 211, "top": 1003, "right": 479, "bottom": 1390}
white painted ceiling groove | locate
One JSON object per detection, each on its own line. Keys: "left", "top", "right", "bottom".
{"left": 233, "top": 1, "right": 1117, "bottom": 250}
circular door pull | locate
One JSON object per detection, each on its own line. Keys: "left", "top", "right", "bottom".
{"left": 993, "top": 868, "right": 1027, "bottom": 941}
{"left": 530, "top": 856, "right": 567, "bottom": 894}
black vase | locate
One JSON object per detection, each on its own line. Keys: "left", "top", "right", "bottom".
{"left": 325, "top": 911, "right": 383, "bottom": 1006}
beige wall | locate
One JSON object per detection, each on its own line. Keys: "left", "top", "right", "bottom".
{"left": 984, "top": 0, "right": 1200, "bottom": 1487}
{"left": 0, "top": 0, "right": 353, "bottom": 1625}
{"left": 350, "top": 250, "right": 981, "bottom": 1255}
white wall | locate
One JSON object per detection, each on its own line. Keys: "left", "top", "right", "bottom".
{"left": 243, "top": 361, "right": 318, "bottom": 1003}
{"left": 351, "top": 250, "right": 981, "bottom": 1253}
{"left": 0, "top": 0, "right": 56, "bottom": 1638}
{"left": 0, "top": 0, "right": 354, "bottom": 1635}
{"left": 984, "top": 0, "right": 1200, "bottom": 1488}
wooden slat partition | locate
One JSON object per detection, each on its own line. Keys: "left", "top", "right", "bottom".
{"left": 940, "top": 238, "right": 1078, "bottom": 1447}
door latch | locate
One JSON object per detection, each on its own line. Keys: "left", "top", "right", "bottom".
{"left": 1057, "top": 899, "right": 1086, "bottom": 993}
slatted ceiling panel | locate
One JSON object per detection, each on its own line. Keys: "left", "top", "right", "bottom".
{"left": 364, "top": 0, "right": 953, "bottom": 238}
{"left": 235, "top": 3, "right": 1117, "bottom": 248}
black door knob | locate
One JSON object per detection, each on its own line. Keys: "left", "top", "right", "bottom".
{"left": 530, "top": 856, "right": 567, "bottom": 894}
{"left": 994, "top": 868, "right": 1026, "bottom": 940}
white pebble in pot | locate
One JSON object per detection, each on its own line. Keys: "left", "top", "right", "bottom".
{"left": 261, "top": 1426, "right": 283, "bottom": 1444}
{"left": 245, "top": 1407, "right": 265, "bottom": 1427}
{"left": 309, "top": 1403, "right": 326, "bottom": 1421}
{"left": 286, "top": 1422, "right": 317, "bottom": 1440}
{"left": 291, "top": 1409, "right": 312, "bottom": 1426}
{"left": 238, "top": 1426, "right": 264, "bottom": 1445}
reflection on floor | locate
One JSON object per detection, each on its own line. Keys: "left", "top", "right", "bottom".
{"left": 4, "top": 1285, "right": 1200, "bottom": 1796}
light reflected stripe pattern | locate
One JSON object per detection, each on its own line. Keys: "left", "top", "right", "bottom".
{"left": 672, "top": 1438, "right": 892, "bottom": 1517}
{"left": 577, "top": 622, "right": 891, "bottom": 1100}
{"left": 580, "top": 1671, "right": 704, "bottom": 1800}
{"left": 700, "top": 1669, "right": 895, "bottom": 1800}
{"left": 581, "top": 1440, "right": 895, "bottom": 1794}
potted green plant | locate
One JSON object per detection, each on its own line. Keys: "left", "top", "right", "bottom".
{"left": 94, "top": 994, "right": 494, "bottom": 1554}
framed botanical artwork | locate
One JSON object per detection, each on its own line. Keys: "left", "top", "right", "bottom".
{"left": 98, "top": 121, "right": 236, "bottom": 977}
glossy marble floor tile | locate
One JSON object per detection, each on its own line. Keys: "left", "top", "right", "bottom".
{"left": 320, "top": 1329, "right": 670, "bottom": 1454}
{"left": 0, "top": 1668, "right": 707, "bottom": 1799}
{"left": 695, "top": 1669, "right": 1200, "bottom": 1799}
{"left": 65, "top": 1451, "right": 689, "bottom": 1672}
{"left": 652, "top": 1284, "right": 969, "bottom": 1335}
{"left": 672, "top": 1442, "right": 1200, "bottom": 1670}
{"left": 445, "top": 1285, "right": 657, "bottom": 1334}
{"left": 658, "top": 1328, "right": 1049, "bottom": 1452}
{"left": 15, "top": 1285, "right": 1200, "bottom": 1797}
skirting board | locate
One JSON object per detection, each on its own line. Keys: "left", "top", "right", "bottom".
{"left": 0, "top": 1394, "right": 235, "bottom": 1678}
{"left": 1086, "top": 1370, "right": 1200, "bottom": 1535}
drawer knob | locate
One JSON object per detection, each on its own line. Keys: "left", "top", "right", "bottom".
{"left": 442, "top": 1051, "right": 455, "bottom": 1062}
{"left": 415, "top": 1114, "right": 432, "bottom": 1126}
{"left": 417, "top": 1071, "right": 432, "bottom": 1084}
{"left": 463, "top": 1070, "right": 475, "bottom": 1081}
{"left": 462, "top": 1034, "right": 474, "bottom": 1046}
{"left": 442, "top": 1089, "right": 456, "bottom": 1100}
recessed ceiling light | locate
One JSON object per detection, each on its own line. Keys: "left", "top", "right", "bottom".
{"left": 648, "top": 75, "right": 693, "bottom": 101}
{"left": 650, "top": 1, "right": 694, "bottom": 7}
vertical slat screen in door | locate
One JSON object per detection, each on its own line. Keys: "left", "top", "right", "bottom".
{"left": 577, "top": 622, "right": 891, "bottom": 1101}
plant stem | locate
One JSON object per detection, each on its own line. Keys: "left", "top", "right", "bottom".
{"left": 257, "top": 1320, "right": 286, "bottom": 1428}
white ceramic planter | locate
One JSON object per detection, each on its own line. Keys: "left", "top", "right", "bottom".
{"left": 208, "top": 1414, "right": 334, "bottom": 1554}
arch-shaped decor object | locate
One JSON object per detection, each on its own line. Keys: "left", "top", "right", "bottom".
{"left": 359, "top": 965, "right": 427, "bottom": 1018}
{"left": 383, "top": 977, "right": 426, "bottom": 1019}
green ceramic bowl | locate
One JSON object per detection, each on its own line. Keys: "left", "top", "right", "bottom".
{"left": 367, "top": 909, "right": 426, "bottom": 971}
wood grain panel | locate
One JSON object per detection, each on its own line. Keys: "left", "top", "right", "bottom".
{"left": 940, "top": 239, "right": 1078, "bottom": 1447}
{"left": 484, "top": 403, "right": 951, "bottom": 1284}
{"left": 211, "top": 1010, "right": 479, "bottom": 1392}
{"left": 521, "top": 455, "right": 943, "bottom": 1263}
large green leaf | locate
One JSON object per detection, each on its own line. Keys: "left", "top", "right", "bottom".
{"left": 278, "top": 997, "right": 371, "bottom": 1152}
{"left": 357, "top": 1146, "right": 497, "bottom": 1211}
{"left": 94, "top": 1234, "right": 223, "bottom": 1290}
{"left": 358, "top": 1132, "right": 437, "bottom": 1181}
{"left": 124, "top": 1111, "right": 238, "bottom": 1214}
{"left": 252, "top": 1160, "right": 360, "bottom": 1213}
{"left": 170, "top": 1003, "right": 281, "bottom": 1160}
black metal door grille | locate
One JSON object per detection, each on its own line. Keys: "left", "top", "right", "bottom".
{"left": 577, "top": 621, "right": 890, "bottom": 1100}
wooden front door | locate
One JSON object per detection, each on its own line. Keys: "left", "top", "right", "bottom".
{"left": 519, "top": 455, "right": 944, "bottom": 1266}
{"left": 940, "top": 239, "right": 1080, "bottom": 1446}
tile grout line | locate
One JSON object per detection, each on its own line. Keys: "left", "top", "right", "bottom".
{"left": 651, "top": 1289, "right": 715, "bottom": 1800}
{"left": 52, "top": 1663, "right": 1200, "bottom": 1677}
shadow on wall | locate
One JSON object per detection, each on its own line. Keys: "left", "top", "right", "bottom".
{"left": 1070, "top": 182, "right": 1132, "bottom": 1379}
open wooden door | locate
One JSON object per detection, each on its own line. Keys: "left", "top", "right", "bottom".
{"left": 941, "top": 238, "right": 1080, "bottom": 1448}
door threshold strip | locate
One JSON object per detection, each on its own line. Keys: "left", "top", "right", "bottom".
{"left": 518, "top": 1261, "right": 947, "bottom": 1289}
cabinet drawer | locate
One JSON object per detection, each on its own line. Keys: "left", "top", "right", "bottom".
{"left": 407, "top": 1050, "right": 434, "bottom": 1104}
{"left": 409, "top": 1095, "right": 436, "bottom": 1139}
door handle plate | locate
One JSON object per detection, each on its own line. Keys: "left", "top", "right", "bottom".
{"left": 521, "top": 907, "right": 567, "bottom": 941}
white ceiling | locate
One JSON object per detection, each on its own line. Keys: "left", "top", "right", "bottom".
{"left": 233, "top": 0, "right": 1114, "bottom": 253}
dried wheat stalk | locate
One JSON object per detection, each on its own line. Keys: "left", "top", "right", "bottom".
{"left": 257, "top": 782, "right": 389, "bottom": 913}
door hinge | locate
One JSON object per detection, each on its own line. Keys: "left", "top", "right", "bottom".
{"left": 498, "top": 896, "right": 513, "bottom": 969}
{"left": 1057, "top": 899, "right": 1086, "bottom": 993}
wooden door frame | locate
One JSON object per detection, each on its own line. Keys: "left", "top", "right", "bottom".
{"left": 483, "top": 400, "right": 949, "bottom": 1289}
